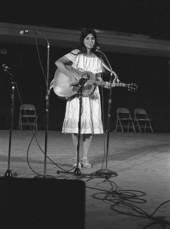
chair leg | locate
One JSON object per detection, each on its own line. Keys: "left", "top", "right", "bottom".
{"left": 148, "top": 122, "right": 153, "bottom": 133}
{"left": 120, "top": 120, "right": 124, "bottom": 132}
{"left": 137, "top": 122, "right": 142, "bottom": 133}
{"left": 127, "top": 122, "right": 130, "bottom": 132}
{"left": 132, "top": 122, "right": 136, "bottom": 133}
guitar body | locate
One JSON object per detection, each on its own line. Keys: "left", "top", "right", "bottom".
{"left": 52, "top": 65, "right": 137, "bottom": 100}
{"left": 53, "top": 65, "right": 96, "bottom": 99}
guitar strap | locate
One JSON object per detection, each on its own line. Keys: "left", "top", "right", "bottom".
{"left": 49, "top": 79, "right": 54, "bottom": 91}
{"left": 98, "top": 57, "right": 119, "bottom": 80}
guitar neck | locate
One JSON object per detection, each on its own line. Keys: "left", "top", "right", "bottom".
{"left": 114, "top": 82, "right": 137, "bottom": 91}
{"left": 113, "top": 82, "right": 127, "bottom": 87}
{"left": 95, "top": 81, "right": 128, "bottom": 88}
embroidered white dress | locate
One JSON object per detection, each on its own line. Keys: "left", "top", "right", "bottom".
{"left": 62, "top": 49, "right": 104, "bottom": 134}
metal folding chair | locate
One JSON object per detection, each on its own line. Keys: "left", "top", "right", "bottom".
{"left": 134, "top": 108, "right": 154, "bottom": 133}
{"left": 19, "top": 104, "right": 38, "bottom": 130}
{"left": 116, "top": 107, "right": 136, "bottom": 132}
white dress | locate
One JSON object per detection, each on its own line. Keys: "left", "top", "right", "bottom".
{"left": 62, "top": 49, "right": 104, "bottom": 134}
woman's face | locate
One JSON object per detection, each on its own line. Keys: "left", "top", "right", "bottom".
{"left": 83, "top": 33, "right": 95, "bottom": 50}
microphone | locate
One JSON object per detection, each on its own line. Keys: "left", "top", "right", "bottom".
{"left": 75, "top": 73, "right": 90, "bottom": 86}
{"left": 78, "top": 77, "right": 88, "bottom": 86}
{"left": 2, "top": 64, "right": 11, "bottom": 70}
{"left": 19, "top": 29, "right": 29, "bottom": 35}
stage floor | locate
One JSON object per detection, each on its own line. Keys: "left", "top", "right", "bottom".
{"left": 0, "top": 130, "right": 170, "bottom": 229}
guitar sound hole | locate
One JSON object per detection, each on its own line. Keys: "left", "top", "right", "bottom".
{"left": 72, "top": 86, "right": 79, "bottom": 92}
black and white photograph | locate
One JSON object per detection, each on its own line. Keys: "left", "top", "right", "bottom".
{"left": 0, "top": 1, "right": 170, "bottom": 228}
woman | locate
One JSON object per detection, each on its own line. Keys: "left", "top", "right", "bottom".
{"left": 55, "top": 28, "right": 119, "bottom": 168}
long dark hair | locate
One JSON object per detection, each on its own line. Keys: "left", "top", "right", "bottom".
{"left": 77, "top": 27, "right": 99, "bottom": 54}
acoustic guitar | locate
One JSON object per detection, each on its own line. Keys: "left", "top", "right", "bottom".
{"left": 51, "top": 65, "right": 137, "bottom": 100}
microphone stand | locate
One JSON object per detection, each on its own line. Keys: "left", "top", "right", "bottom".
{"left": 35, "top": 31, "right": 50, "bottom": 177}
{"left": 43, "top": 35, "right": 50, "bottom": 178}
{"left": 73, "top": 84, "right": 83, "bottom": 176}
{"left": 3, "top": 68, "right": 17, "bottom": 177}
{"left": 93, "top": 49, "right": 118, "bottom": 178}
{"left": 20, "top": 30, "right": 50, "bottom": 177}
{"left": 57, "top": 80, "right": 86, "bottom": 177}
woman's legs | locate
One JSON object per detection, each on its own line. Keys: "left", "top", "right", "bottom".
{"left": 71, "top": 133, "right": 92, "bottom": 168}
{"left": 82, "top": 134, "right": 92, "bottom": 168}
{"left": 72, "top": 133, "right": 78, "bottom": 159}
{"left": 71, "top": 133, "right": 81, "bottom": 167}
{"left": 82, "top": 134, "right": 92, "bottom": 158}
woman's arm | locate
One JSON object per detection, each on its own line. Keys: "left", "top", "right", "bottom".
{"left": 95, "top": 73, "right": 110, "bottom": 89}
{"left": 55, "top": 56, "right": 72, "bottom": 77}
{"left": 55, "top": 56, "right": 79, "bottom": 84}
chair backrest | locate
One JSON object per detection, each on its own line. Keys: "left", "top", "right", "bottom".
{"left": 134, "top": 108, "right": 147, "bottom": 115}
{"left": 117, "top": 107, "right": 130, "bottom": 114}
{"left": 117, "top": 107, "right": 132, "bottom": 119}
{"left": 20, "top": 104, "right": 36, "bottom": 111}
{"left": 19, "top": 104, "right": 37, "bottom": 118}
{"left": 134, "top": 108, "right": 150, "bottom": 120}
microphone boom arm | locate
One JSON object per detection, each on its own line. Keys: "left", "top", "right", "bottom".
{"left": 19, "top": 29, "right": 50, "bottom": 177}
{"left": 97, "top": 49, "right": 119, "bottom": 82}
{"left": 93, "top": 47, "right": 118, "bottom": 177}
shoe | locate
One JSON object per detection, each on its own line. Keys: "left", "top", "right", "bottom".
{"left": 73, "top": 162, "right": 82, "bottom": 168}
{"left": 81, "top": 157, "right": 92, "bottom": 168}
{"left": 72, "top": 158, "right": 81, "bottom": 168}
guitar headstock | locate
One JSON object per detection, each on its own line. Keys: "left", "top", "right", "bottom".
{"left": 111, "top": 81, "right": 138, "bottom": 92}
{"left": 127, "top": 83, "right": 138, "bottom": 92}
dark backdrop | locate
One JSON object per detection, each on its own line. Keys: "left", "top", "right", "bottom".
{"left": 0, "top": 42, "right": 169, "bottom": 132}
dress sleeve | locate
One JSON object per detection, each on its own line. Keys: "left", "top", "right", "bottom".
{"left": 64, "top": 49, "right": 80, "bottom": 63}
{"left": 94, "top": 57, "right": 104, "bottom": 74}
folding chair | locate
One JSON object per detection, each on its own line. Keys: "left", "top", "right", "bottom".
{"left": 19, "top": 104, "right": 38, "bottom": 130}
{"left": 133, "top": 108, "right": 154, "bottom": 133}
{"left": 116, "top": 107, "right": 136, "bottom": 132}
